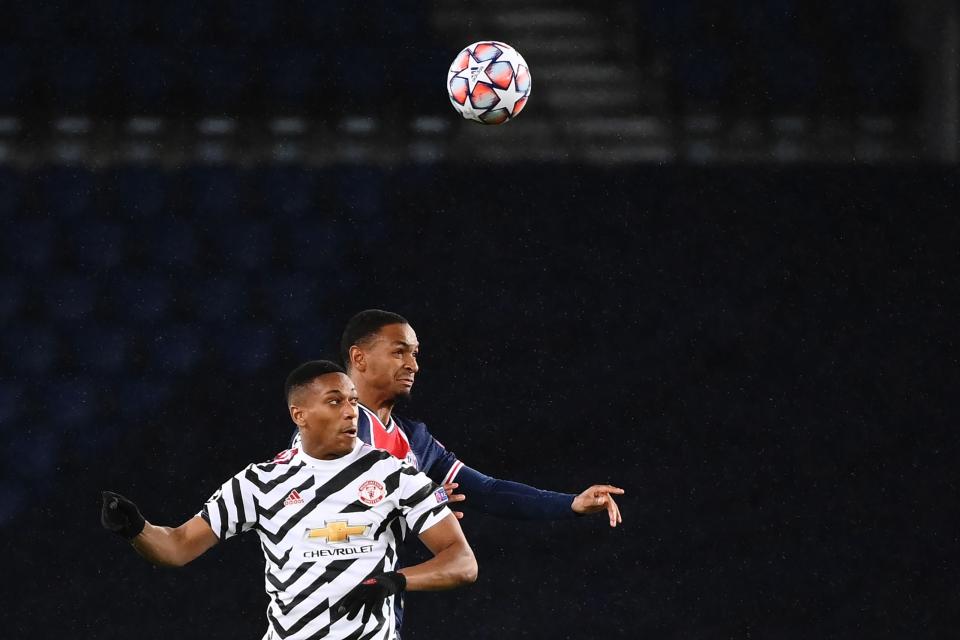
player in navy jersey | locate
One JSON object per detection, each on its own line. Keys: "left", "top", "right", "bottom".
{"left": 102, "top": 360, "right": 477, "bottom": 640}
{"left": 288, "top": 312, "right": 622, "bottom": 633}
{"left": 290, "top": 310, "right": 624, "bottom": 525}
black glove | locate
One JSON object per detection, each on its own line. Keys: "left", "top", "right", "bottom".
{"left": 101, "top": 491, "right": 146, "bottom": 539}
{"left": 337, "top": 571, "right": 407, "bottom": 624}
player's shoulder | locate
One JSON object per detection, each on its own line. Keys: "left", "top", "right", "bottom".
{"left": 244, "top": 447, "right": 303, "bottom": 476}
{"left": 395, "top": 414, "right": 448, "bottom": 449}
{"left": 393, "top": 414, "right": 432, "bottom": 438}
{"left": 357, "top": 442, "right": 401, "bottom": 466}
{"left": 268, "top": 447, "right": 299, "bottom": 465}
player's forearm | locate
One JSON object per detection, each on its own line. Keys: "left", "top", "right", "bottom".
{"left": 455, "top": 466, "right": 577, "bottom": 520}
{"left": 399, "top": 540, "right": 478, "bottom": 591}
{"left": 131, "top": 522, "right": 202, "bottom": 567}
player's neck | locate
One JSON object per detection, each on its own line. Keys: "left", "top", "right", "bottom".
{"left": 353, "top": 381, "right": 395, "bottom": 425}
{"left": 361, "top": 396, "right": 395, "bottom": 426}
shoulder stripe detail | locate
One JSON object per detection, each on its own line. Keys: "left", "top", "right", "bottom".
{"left": 411, "top": 504, "right": 447, "bottom": 535}
{"left": 216, "top": 497, "right": 229, "bottom": 538}
{"left": 230, "top": 477, "right": 247, "bottom": 530}
{"left": 371, "top": 508, "right": 403, "bottom": 541}
{"left": 442, "top": 460, "right": 464, "bottom": 485}
{"left": 245, "top": 464, "right": 303, "bottom": 493}
{"left": 399, "top": 483, "right": 436, "bottom": 508}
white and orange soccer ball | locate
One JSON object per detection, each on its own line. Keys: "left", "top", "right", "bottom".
{"left": 447, "top": 41, "right": 531, "bottom": 125}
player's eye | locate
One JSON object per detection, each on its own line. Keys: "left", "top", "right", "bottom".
{"left": 349, "top": 398, "right": 359, "bottom": 406}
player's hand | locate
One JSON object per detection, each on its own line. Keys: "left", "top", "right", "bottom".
{"left": 571, "top": 484, "right": 624, "bottom": 527}
{"left": 337, "top": 571, "right": 407, "bottom": 624}
{"left": 100, "top": 491, "right": 146, "bottom": 539}
{"left": 442, "top": 482, "right": 466, "bottom": 519}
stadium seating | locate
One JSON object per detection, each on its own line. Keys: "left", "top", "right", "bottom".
{"left": 216, "top": 324, "right": 279, "bottom": 373}
{"left": 0, "top": 275, "right": 24, "bottom": 323}
{"left": 0, "top": 380, "right": 24, "bottom": 427}
{"left": 114, "top": 166, "right": 169, "bottom": 220}
{"left": 149, "top": 324, "right": 204, "bottom": 375}
{"left": 43, "top": 275, "right": 98, "bottom": 321}
{"left": 69, "top": 221, "right": 128, "bottom": 270}
{"left": 70, "top": 326, "right": 134, "bottom": 376}
{"left": 2, "top": 325, "right": 60, "bottom": 376}
{"left": 112, "top": 273, "right": 177, "bottom": 324}
{"left": 146, "top": 222, "right": 201, "bottom": 271}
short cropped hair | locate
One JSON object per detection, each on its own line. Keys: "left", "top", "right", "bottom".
{"left": 284, "top": 359, "right": 345, "bottom": 403}
{"left": 340, "top": 309, "right": 409, "bottom": 367}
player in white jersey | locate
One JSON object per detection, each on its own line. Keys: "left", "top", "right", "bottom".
{"left": 101, "top": 360, "right": 477, "bottom": 640}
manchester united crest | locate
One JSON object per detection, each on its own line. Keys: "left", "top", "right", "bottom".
{"left": 358, "top": 479, "right": 386, "bottom": 506}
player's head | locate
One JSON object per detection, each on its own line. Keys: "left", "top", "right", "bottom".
{"left": 285, "top": 360, "right": 359, "bottom": 459}
{"left": 341, "top": 309, "right": 419, "bottom": 401}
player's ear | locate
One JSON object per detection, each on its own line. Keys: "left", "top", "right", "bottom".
{"left": 289, "top": 404, "right": 306, "bottom": 427}
{"left": 349, "top": 345, "right": 366, "bottom": 372}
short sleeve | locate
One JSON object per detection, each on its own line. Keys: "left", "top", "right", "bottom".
{"left": 399, "top": 465, "right": 452, "bottom": 536}
{"left": 199, "top": 466, "right": 258, "bottom": 540}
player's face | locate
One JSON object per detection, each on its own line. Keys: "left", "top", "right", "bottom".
{"left": 361, "top": 323, "right": 420, "bottom": 400}
{"left": 290, "top": 372, "right": 360, "bottom": 460}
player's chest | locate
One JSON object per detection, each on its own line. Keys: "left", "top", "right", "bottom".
{"left": 266, "top": 477, "right": 399, "bottom": 560}
{"left": 367, "top": 423, "right": 419, "bottom": 469}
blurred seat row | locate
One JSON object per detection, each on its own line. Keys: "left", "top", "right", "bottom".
{"left": 0, "top": 0, "right": 444, "bottom": 114}
{"left": 639, "top": 0, "right": 918, "bottom": 114}
{"left": 0, "top": 0, "right": 429, "bottom": 44}
{"left": 0, "top": 43, "right": 449, "bottom": 115}
{"left": 0, "top": 165, "right": 390, "bottom": 220}
{"left": 1, "top": 322, "right": 334, "bottom": 377}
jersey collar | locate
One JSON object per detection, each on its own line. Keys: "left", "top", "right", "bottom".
{"left": 359, "top": 402, "right": 396, "bottom": 433}
{"left": 294, "top": 439, "right": 363, "bottom": 469}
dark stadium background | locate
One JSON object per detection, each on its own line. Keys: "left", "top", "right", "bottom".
{"left": 0, "top": 1, "right": 957, "bottom": 638}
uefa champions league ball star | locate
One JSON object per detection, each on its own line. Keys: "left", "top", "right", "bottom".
{"left": 447, "top": 41, "right": 531, "bottom": 125}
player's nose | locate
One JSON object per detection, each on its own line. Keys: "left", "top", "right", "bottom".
{"left": 404, "top": 353, "right": 419, "bottom": 373}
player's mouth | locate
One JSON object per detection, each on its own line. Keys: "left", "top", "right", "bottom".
{"left": 398, "top": 377, "right": 414, "bottom": 386}
{"left": 341, "top": 426, "right": 358, "bottom": 437}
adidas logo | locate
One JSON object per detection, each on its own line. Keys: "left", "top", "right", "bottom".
{"left": 283, "top": 490, "right": 304, "bottom": 506}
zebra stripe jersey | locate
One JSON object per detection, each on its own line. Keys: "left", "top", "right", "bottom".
{"left": 200, "top": 440, "right": 452, "bottom": 640}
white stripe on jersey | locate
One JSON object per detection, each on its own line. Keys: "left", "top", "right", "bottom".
{"left": 443, "top": 460, "right": 464, "bottom": 485}
{"left": 201, "top": 442, "right": 451, "bottom": 640}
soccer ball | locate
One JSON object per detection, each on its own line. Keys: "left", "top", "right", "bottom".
{"left": 447, "top": 41, "right": 531, "bottom": 125}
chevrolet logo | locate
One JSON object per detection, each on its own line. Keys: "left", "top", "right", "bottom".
{"left": 306, "top": 521, "right": 370, "bottom": 544}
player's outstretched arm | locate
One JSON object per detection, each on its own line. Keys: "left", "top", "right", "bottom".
{"left": 448, "top": 465, "right": 626, "bottom": 526}
{"left": 402, "top": 512, "right": 478, "bottom": 590}
{"left": 101, "top": 491, "right": 218, "bottom": 567}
